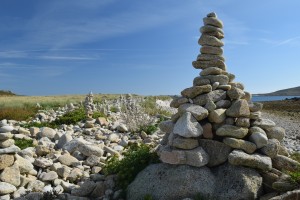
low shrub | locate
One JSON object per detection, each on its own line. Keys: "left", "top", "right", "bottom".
{"left": 0, "top": 106, "right": 38, "bottom": 121}
{"left": 15, "top": 138, "right": 35, "bottom": 150}
{"left": 103, "top": 144, "right": 160, "bottom": 190}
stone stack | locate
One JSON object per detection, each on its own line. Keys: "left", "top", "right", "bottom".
{"left": 154, "top": 12, "right": 300, "bottom": 197}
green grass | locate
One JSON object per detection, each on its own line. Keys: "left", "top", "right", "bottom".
{"left": 0, "top": 106, "right": 38, "bottom": 121}
{"left": 14, "top": 138, "right": 35, "bottom": 150}
{"left": 141, "top": 96, "right": 172, "bottom": 117}
{"left": 103, "top": 144, "right": 160, "bottom": 190}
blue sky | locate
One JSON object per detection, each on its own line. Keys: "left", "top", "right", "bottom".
{"left": 1, "top": 0, "right": 300, "bottom": 96}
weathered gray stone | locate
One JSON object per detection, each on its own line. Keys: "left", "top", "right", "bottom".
{"left": 223, "top": 137, "right": 256, "bottom": 154}
{"left": 269, "top": 189, "right": 300, "bottom": 200}
{"left": 39, "top": 171, "right": 58, "bottom": 181}
{"left": 0, "top": 154, "right": 14, "bottom": 170}
{"left": 198, "top": 34, "right": 224, "bottom": 47}
{"left": 159, "top": 120, "right": 175, "bottom": 133}
{"left": 170, "top": 97, "right": 189, "bottom": 108}
{"left": 15, "top": 154, "right": 34, "bottom": 174}
{"left": 192, "top": 59, "right": 226, "bottom": 70}
{"left": 226, "top": 99, "right": 250, "bottom": 117}
{"left": 0, "top": 182, "right": 16, "bottom": 195}
{"left": 199, "top": 139, "right": 231, "bottom": 167}
{"left": 178, "top": 104, "right": 208, "bottom": 121}
{"left": 204, "top": 100, "right": 217, "bottom": 112}
{"left": 159, "top": 146, "right": 209, "bottom": 167}
{"left": 127, "top": 163, "right": 263, "bottom": 200}
{"left": 173, "top": 112, "right": 203, "bottom": 138}
{"left": 56, "top": 132, "right": 73, "bottom": 149}
{"left": 0, "top": 132, "right": 13, "bottom": 140}
{"left": 250, "top": 111, "right": 261, "bottom": 119}
{"left": 0, "top": 126, "right": 14, "bottom": 133}
{"left": 216, "top": 125, "right": 248, "bottom": 139}
{"left": 71, "top": 180, "right": 96, "bottom": 197}
{"left": 181, "top": 85, "right": 212, "bottom": 98}
{"left": 252, "top": 118, "right": 276, "bottom": 129}
{"left": 215, "top": 99, "right": 231, "bottom": 108}
{"left": 208, "top": 108, "right": 226, "bottom": 123}
{"left": 261, "top": 139, "right": 280, "bottom": 158}
{"left": 265, "top": 127, "right": 285, "bottom": 141}
{"left": 236, "top": 117, "right": 250, "bottom": 127}
{"left": 200, "top": 45, "right": 223, "bottom": 55}
{"left": 197, "top": 54, "right": 225, "bottom": 62}
{"left": 0, "top": 145, "right": 20, "bottom": 155}
{"left": 193, "top": 90, "right": 227, "bottom": 106}
{"left": 200, "top": 67, "right": 223, "bottom": 76}
{"left": 39, "top": 127, "right": 56, "bottom": 139}
{"left": 33, "top": 157, "right": 53, "bottom": 168}
{"left": 0, "top": 163, "right": 20, "bottom": 187}
{"left": 227, "top": 87, "right": 245, "bottom": 100}
{"left": 0, "top": 139, "right": 14, "bottom": 148}
{"left": 228, "top": 150, "right": 272, "bottom": 171}
{"left": 172, "top": 137, "right": 199, "bottom": 150}
{"left": 58, "top": 154, "right": 79, "bottom": 166}
{"left": 272, "top": 155, "right": 300, "bottom": 172}
{"left": 249, "top": 102, "right": 263, "bottom": 112}
{"left": 203, "top": 17, "right": 223, "bottom": 28}
{"left": 78, "top": 144, "right": 104, "bottom": 157}
{"left": 229, "top": 82, "right": 245, "bottom": 90}
{"left": 249, "top": 132, "right": 268, "bottom": 149}
{"left": 202, "top": 122, "right": 213, "bottom": 139}
{"left": 200, "top": 75, "right": 229, "bottom": 85}
{"left": 27, "top": 180, "right": 45, "bottom": 192}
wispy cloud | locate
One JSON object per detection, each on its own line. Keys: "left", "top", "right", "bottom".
{"left": 259, "top": 36, "right": 300, "bottom": 47}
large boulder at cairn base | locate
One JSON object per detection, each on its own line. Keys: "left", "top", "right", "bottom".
{"left": 127, "top": 163, "right": 263, "bottom": 200}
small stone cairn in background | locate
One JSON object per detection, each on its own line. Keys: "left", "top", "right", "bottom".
{"left": 156, "top": 12, "right": 300, "bottom": 197}
{"left": 84, "top": 92, "right": 96, "bottom": 128}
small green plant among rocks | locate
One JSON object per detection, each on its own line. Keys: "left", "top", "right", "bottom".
{"left": 103, "top": 144, "right": 160, "bottom": 190}
{"left": 143, "top": 194, "right": 154, "bottom": 200}
{"left": 14, "top": 138, "right": 35, "bottom": 150}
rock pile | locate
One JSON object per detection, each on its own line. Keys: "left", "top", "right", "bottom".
{"left": 127, "top": 12, "right": 300, "bottom": 200}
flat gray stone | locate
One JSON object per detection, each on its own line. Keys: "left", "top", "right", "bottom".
{"left": 78, "top": 144, "right": 104, "bottom": 157}
{"left": 192, "top": 59, "right": 226, "bottom": 70}
{"left": 181, "top": 85, "right": 212, "bottom": 99}
{"left": 0, "top": 132, "right": 13, "bottom": 140}
{"left": 200, "top": 67, "right": 223, "bottom": 76}
{"left": 223, "top": 137, "right": 256, "bottom": 154}
{"left": 227, "top": 87, "right": 245, "bottom": 100}
{"left": 252, "top": 118, "right": 276, "bottom": 129}
{"left": 0, "top": 163, "right": 20, "bottom": 186}
{"left": 159, "top": 146, "right": 209, "bottom": 167}
{"left": 0, "top": 126, "right": 14, "bottom": 133}
{"left": 0, "top": 182, "right": 17, "bottom": 195}
{"left": 170, "top": 97, "right": 189, "bottom": 108}
{"left": 193, "top": 90, "right": 227, "bottom": 106}
{"left": 200, "top": 45, "right": 223, "bottom": 55}
{"left": 272, "top": 155, "right": 300, "bottom": 172}
{"left": 178, "top": 104, "right": 209, "bottom": 121}
{"left": 261, "top": 139, "right": 280, "bottom": 158}
{"left": 228, "top": 150, "right": 272, "bottom": 171}
{"left": 159, "top": 120, "right": 175, "bottom": 133}
{"left": 265, "top": 127, "right": 285, "bottom": 141}
{"left": 216, "top": 125, "right": 248, "bottom": 139}
{"left": 0, "top": 145, "right": 20, "bottom": 155}
{"left": 39, "top": 171, "right": 58, "bottom": 181}
{"left": 198, "top": 34, "right": 224, "bottom": 47}
{"left": 172, "top": 137, "right": 199, "bottom": 150}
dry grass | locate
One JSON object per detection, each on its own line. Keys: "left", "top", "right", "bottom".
{"left": 0, "top": 94, "right": 122, "bottom": 108}
{"left": 262, "top": 99, "right": 300, "bottom": 119}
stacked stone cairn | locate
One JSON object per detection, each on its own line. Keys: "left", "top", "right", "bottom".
{"left": 158, "top": 12, "right": 300, "bottom": 195}
{"left": 84, "top": 91, "right": 96, "bottom": 128}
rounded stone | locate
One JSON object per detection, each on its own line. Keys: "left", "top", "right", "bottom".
{"left": 0, "top": 154, "right": 14, "bottom": 170}
{"left": 0, "top": 182, "right": 17, "bottom": 195}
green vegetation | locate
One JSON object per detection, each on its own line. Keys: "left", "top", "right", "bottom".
{"left": 144, "top": 194, "right": 153, "bottom": 200}
{"left": 291, "top": 152, "right": 300, "bottom": 162}
{"left": 286, "top": 152, "right": 300, "bottom": 186}
{"left": 15, "top": 138, "right": 35, "bottom": 150}
{"left": 22, "top": 108, "right": 106, "bottom": 128}
{"left": 0, "top": 105, "right": 38, "bottom": 121}
{"left": 138, "top": 116, "right": 167, "bottom": 135}
{"left": 110, "top": 106, "right": 119, "bottom": 113}
{"left": 0, "top": 90, "right": 16, "bottom": 96}
{"left": 103, "top": 144, "right": 160, "bottom": 190}
{"left": 141, "top": 96, "right": 172, "bottom": 117}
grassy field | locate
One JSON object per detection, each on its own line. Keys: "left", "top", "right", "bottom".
{"left": 0, "top": 93, "right": 172, "bottom": 121}
{"left": 262, "top": 99, "right": 300, "bottom": 119}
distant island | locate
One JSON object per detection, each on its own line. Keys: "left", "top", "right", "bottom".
{"left": 254, "top": 86, "right": 300, "bottom": 96}
{"left": 0, "top": 90, "right": 16, "bottom": 96}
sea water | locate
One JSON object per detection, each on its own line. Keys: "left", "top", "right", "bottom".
{"left": 252, "top": 96, "right": 300, "bottom": 102}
